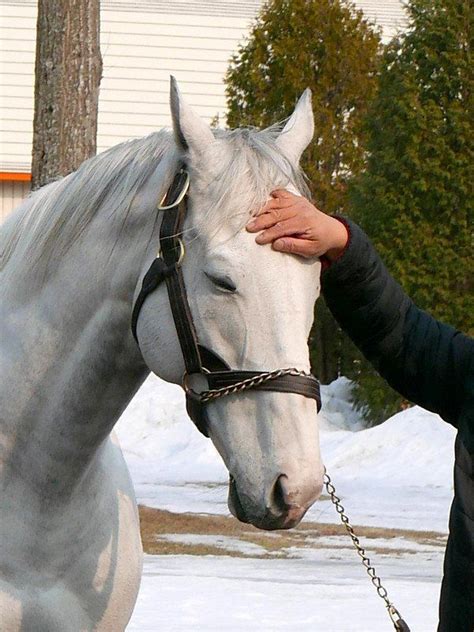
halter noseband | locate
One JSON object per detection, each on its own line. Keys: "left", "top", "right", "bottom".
{"left": 131, "top": 165, "right": 321, "bottom": 437}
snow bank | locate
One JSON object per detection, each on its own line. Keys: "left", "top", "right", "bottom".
{"left": 322, "top": 404, "right": 455, "bottom": 488}
{"left": 116, "top": 376, "right": 451, "bottom": 629}
{"left": 116, "top": 374, "right": 454, "bottom": 488}
{"left": 318, "top": 376, "right": 366, "bottom": 431}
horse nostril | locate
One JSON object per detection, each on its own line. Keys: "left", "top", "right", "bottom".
{"left": 270, "top": 474, "right": 293, "bottom": 513}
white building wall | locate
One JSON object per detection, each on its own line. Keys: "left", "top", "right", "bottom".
{"left": 0, "top": 3, "right": 35, "bottom": 172}
{"left": 355, "top": 0, "right": 407, "bottom": 37}
{"left": 0, "top": 179, "right": 29, "bottom": 222}
{"left": 97, "top": 10, "right": 260, "bottom": 153}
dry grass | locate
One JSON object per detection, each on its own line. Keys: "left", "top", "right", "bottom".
{"left": 138, "top": 505, "right": 446, "bottom": 559}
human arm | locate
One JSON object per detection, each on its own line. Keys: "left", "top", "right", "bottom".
{"left": 321, "top": 219, "right": 473, "bottom": 426}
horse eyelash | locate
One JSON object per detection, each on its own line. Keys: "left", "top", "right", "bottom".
{"left": 204, "top": 271, "right": 237, "bottom": 293}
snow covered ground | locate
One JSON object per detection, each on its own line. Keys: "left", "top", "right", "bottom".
{"left": 129, "top": 552, "right": 442, "bottom": 632}
{"left": 115, "top": 374, "right": 456, "bottom": 631}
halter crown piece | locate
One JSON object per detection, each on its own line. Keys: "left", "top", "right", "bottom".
{"left": 131, "top": 164, "right": 321, "bottom": 437}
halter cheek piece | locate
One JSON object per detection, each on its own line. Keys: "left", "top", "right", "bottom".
{"left": 131, "top": 165, "right": 321, "bottom": 437}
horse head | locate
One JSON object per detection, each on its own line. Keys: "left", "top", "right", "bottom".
{"left": 136, "top": 78, "right": 323, "bottom": 530}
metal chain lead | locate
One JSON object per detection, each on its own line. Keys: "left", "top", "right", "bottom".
{"left": 324, "top": 469, "right": 410, "bottom": 631}
{"left": 200, "top": 368, "right": 310, "bottom": 403}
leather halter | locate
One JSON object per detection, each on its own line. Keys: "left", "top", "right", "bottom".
{"left": 131, "top": 166, "right": 321, "bottom": 437}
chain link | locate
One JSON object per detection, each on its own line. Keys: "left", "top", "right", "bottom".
{"left": 324, "top": 469, "right": 408, "bottom": 630}
{"left": 200, "top": 367, "right": 310, "bottom": 403}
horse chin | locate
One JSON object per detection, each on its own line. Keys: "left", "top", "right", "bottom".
{"left": 227, "top": 476, "right": 306, "bottom": 531}
{"left": 228, "top": 476, "right": 251, "bottom": 523}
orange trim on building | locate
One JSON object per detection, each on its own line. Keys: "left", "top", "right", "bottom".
{"left": 0, "top": 172, "right": 32, "bottom": 182}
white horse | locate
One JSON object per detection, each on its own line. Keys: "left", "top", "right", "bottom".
{"left": 0, "top": 79, "right": 323, "bottom": 630}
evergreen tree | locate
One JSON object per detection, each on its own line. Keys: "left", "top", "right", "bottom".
{"left": 226, "top": 0, "right": 381, "bottom": 384}
{"left": 349, "top": 0, "right": 473, "bottom": 425}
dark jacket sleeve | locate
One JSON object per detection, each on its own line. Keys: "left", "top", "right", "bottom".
{"left": 321, "top": 219, "right": 474, "bottom": 428}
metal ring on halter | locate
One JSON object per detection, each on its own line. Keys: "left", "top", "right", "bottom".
{"left": 388, "top": 606, "right": 407, "bottom": 630}
{"left": 157, "top": 237, "right": 185, "bottom": 267}
{"left": 175, "top": 238, "right": 185, "bottom": 266}
{"left": 182, "top": 368, "right": 210, "bottom": 396}
{"left": 158, "top": 171, "right": 190, "bottom": 210}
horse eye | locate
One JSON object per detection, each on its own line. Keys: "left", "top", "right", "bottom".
{"left": 204, "top": 272, "right": 237, "bottom": 293}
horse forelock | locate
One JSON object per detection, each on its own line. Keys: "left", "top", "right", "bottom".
{"left": 189, "top": 125, "right": 309, "bottom": 240}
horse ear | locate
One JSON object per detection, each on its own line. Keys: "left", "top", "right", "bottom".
{"left": 276, "top": 88, "right": 314, "bottom": 164}
{"left": 170, "top": 76, "right": 214, "bottom": 154}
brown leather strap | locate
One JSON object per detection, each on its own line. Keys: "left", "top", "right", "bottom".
{"left": 159, "top": 171, "right": 203, "bottom": 375}
{"left": 132, "top": 167, "right": 200, "bottom": 369}
{"left": 207, "top": 371, "right": 321, "bottom": 409}
{"left": 131, "top": 258, "right": 176, "bottom": 342}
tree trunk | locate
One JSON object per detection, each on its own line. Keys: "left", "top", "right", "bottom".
{"left": 310, "top": 297, "right": 359, "bottom": 385}
{"left": 31, "top": 0, "right": 102, "bottom": 190}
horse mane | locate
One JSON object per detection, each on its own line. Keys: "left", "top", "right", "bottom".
{"left": 0, "top": 124, "right": 308, "bottom": 275}
{"left": 0, "top": 130, "right": 176, "bottom": 274}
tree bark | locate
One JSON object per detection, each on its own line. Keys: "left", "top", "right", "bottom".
{"left": 31, "top": 0, "right": 102, "bottom": 190}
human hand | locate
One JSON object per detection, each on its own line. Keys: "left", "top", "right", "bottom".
{"left": 246, "top": 190, "right": 348, "bottom": 260}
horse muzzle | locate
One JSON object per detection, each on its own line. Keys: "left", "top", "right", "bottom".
{"left": 228, "top": 472, "right": 322, "bottom": 531}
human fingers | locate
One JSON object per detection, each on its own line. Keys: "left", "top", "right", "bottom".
{"left": 254, "top": 218, "right": 305, "bottom": 244}
{"left": 272, "top": 237, "right": 320, "bottom": 258}
{"left": 264, "top": 190, "right": 304, "bottom": 211}
{"left": 267, "top": 191, "right": 319, "bottom": 219}
{"left": 246, "top": 206, "right": 296, "bottom": 232}
{"left": 257, "top": 190, "right": 304, "bottom": 217}
{"left": 261, "top": 197, "right": 298, "bottom": 212}
{"left": 270, "top": 189, "right": 298, "bottom": 200}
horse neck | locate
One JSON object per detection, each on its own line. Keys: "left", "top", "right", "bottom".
{"left": 0, "top": 189, "right": 162, "bottom": 495}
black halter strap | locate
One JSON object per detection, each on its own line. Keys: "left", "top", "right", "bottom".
{"left": 132, "top": 168, "right": 201, "bottom": 369}
{"left": 131, "top": 166, "right": 321, "bottom": 436}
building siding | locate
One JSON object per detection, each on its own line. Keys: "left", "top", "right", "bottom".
{"left": 0, "top": 179, "right": 30, "bottom": 222}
